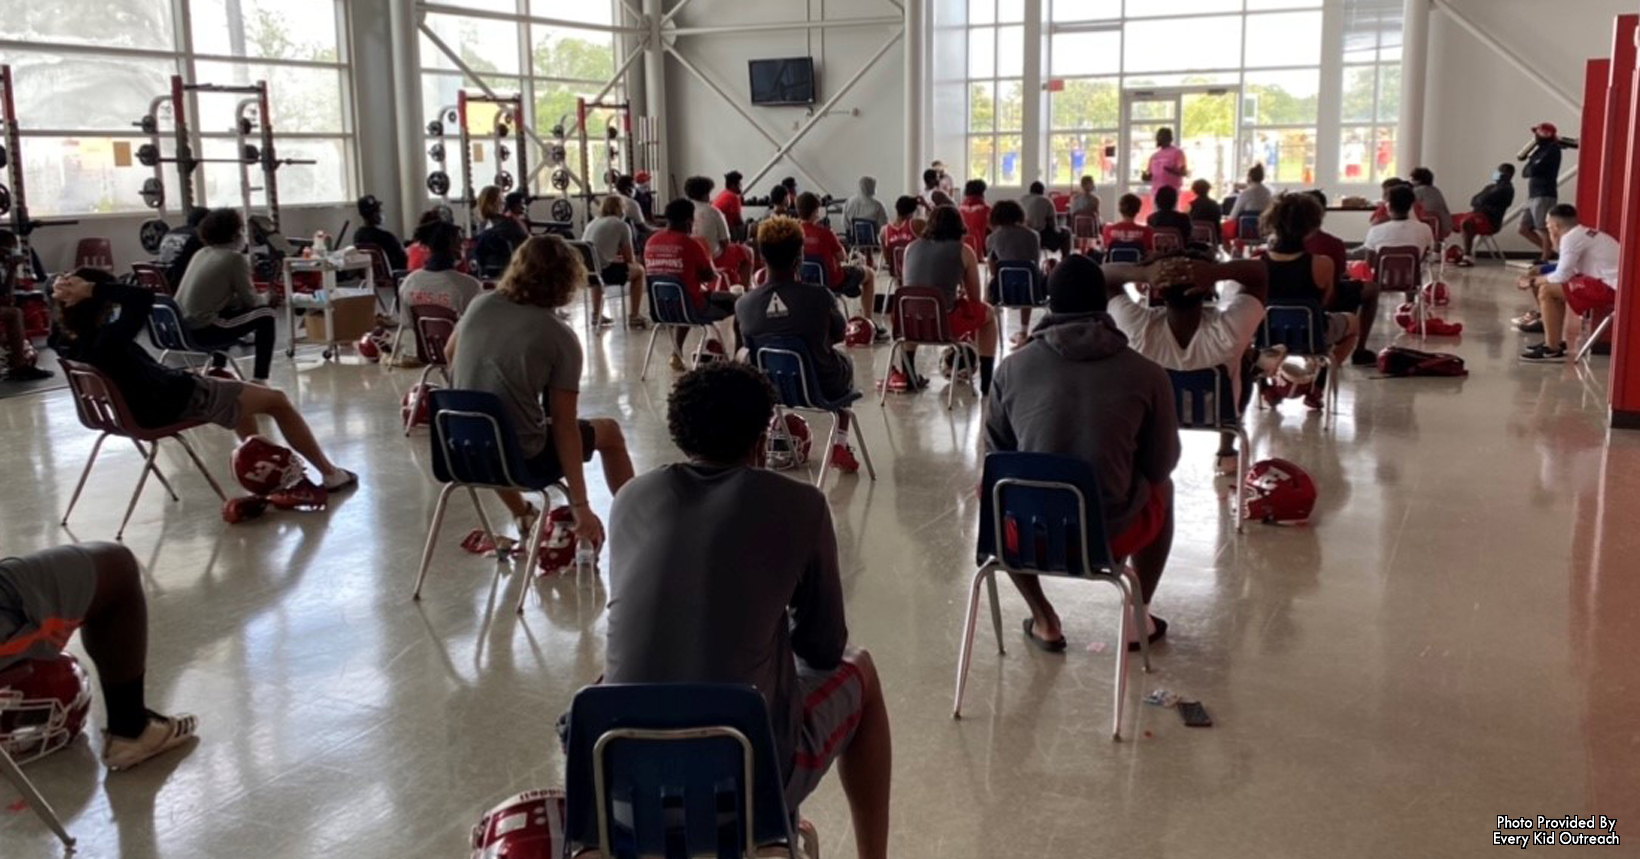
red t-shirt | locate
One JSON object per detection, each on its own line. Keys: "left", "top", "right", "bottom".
{"left": 1304, "top": 230, "right": 1348, "bottom": 287}
{"left": 801, "top": 222, "right": 846, "bottom": 286}
{"left": 1101, "top": 221, "right": 1154, "bottom": 252}
{"left": 643, "top": 229, "right": 716, "bottom": 307}
{"left": 959, "top": 197, "right": 991, "bottom": 258}
{"left": 712, "top": 190, "right": 743, "bottom": 229}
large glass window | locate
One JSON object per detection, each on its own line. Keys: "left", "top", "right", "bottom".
{"left": 418, "top": 2, "right": 623, "bottom": 201}
{"left": 1340, "top": 0, "right": 1404, "bottom": 184}
{"left": 0, "top": 0, "right": 353, "bottom": 216}
{"left": 965, "top": 0, "right": 1025, "bottom": 186}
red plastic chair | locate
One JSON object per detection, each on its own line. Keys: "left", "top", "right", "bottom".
{"left": 355, "top": 243, "right": 401, "bottom": 314}
{"left": 74, "top": 238, "right": 114, "bottom": 272}
{"left": 58, "top": 359, "right": 227, "bottom": 538}
{"left": 880, "top": 286, "right": 975, "bottom": 410}
{"left": 1152, "top": 229, "right": 1183, "bottom": 255}
{"left": 130, "top": 262, "right": 169, "bottom": 294}
{"left": 403, "top": 304, "right": 458, "bottom": 435}
{"left": 1189, "top": 221, "right": 1218, "bottom": 247}
{"left": 1375, "top": 244, "right": 1427, "bottom": 337}
{"left": 1072, "top": 214, "right": 1100, "bottom": 254}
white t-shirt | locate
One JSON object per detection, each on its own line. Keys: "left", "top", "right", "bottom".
{"left": 583, "top": 216, "right": 634, "bottom": 267}
{"left": 1107, "top": 287, "right": 1265, "bottom": 402}
{"left": 1363, "top": 218, "right": 1435, "bottom": 255}
{"left": 397, "top": 267, "right": 482, "bottom": 331}
{"left": 693, "top": 200, "right": 730, "bottom": 257}
{"left": 1547, "top": 226, "right": 1621, "bottom": 286}
{"left": 620, "top": 194, "right": 644, "bottom": 225}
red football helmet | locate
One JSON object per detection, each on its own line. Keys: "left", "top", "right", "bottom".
{"left": 221, "top": 495, "right": 270, "bottom": 523}
{"left": 356, "top": 327, "right": 392, "bottom": 363}
{"left": 1444, "top": 244, "right": 1464, "bottom": 264}
{"left": 470, "top": 789, "right": 566, "bottom": 859}
{"left": 232, "top": 435, "right": 306, "bottom": 496}
{"left": 535, "top": 506, "right": 577, "bottom": 575}
{"left": 402, "top": 384, "right": 435, "bottom": 428}
{"left": 844, "top": 316, "right": 874, "bottom": 347}
{"left": 0, "top": 655, "right": 92, "bottom": 765}
{"left": 1243, "top": 458, "right": 1317, "bottom": 524}
{"left": 267, "top": 479, "right": 328, "bottom": 511}
{"left": 1422, "top": 281, "right": 1450, "bottom": 306}
{"left": 1393, "top": 302, "right": 1417, "bottom": 331}
{"left": 765, "top": 413, "right": 812, "bottom": 470}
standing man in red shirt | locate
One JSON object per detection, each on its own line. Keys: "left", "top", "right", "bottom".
{"left": 797, "top": 192, "right": 883, "bottom": 339}
{"left": 958, "top": 179, "right": 992, "bottom": 263}
{"left": 712, "top": 170, "right": 746, "bottom": 241}
{"left": 645, "top": 199, "right": 738, "bottom": 370}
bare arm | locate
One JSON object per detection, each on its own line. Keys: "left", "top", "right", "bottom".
{"left": 547, "top": 387, "right": 602, "bottom": 547}
{"left": 960, "top": 245, "right": 983, "bottom": 304}
{"left": 1311, "top": 255, "right": 1336, "bottom": 308}
{"left": 443, "top": 328, "right": 459, "bottom": 364}
{"left": 1206, "top": 259, "right": 1268, "bottom": 305}
{"left": 1100, "top": 262, "right": 1151, "bottom": 299}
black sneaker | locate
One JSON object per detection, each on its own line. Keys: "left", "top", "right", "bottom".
{"left": 1520, "top": 343, "right": 1567, "bottom": 362}
{"left": 3, "top": 366, "right": 53, "bottom": 382}
{"left": 1350, "top": 348, "right": 1377, "bottom": 366}
{"left": 1515, "top": 319, "right": 1544, "bottom": 334}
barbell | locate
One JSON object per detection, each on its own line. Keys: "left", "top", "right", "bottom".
{"left": 140, "top": 177, "right": 164, "bottom": 209}
{"left": 135, "top": 143, "right": 251, "bottom": 168}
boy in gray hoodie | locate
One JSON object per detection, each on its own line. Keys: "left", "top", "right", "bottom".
{"left": 842, "top": 176, "right": 889, "bottom": 237}
{"left": 983, "top": 253, "right": 1180, "bottom": 652}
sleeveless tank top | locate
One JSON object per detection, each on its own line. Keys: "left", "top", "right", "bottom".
{"left": 1265, "top": 252, "right": 1322, "bottom": 305}
{"left": 903, "top": 238, "right": 965, "bottom": 304}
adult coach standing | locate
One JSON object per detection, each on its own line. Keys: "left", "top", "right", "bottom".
{"left": 1519, "top": 123, "right": 1563, "bottom": 264}
{"left": 1140, "top": 128, "right": 1189, "bottom": 211}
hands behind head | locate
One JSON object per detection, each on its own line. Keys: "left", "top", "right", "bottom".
{"left": 52, "top": 275, "right": 93, "bottom": 307}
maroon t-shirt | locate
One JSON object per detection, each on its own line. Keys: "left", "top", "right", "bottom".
{"left": 1305, "top": 230, "right": 1348, "bottom": 287}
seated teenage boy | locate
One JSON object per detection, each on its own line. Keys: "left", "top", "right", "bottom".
{"left": 645, "top": 198, "right": 739, "bottom": 369}
{"left": 1518, "top": 204, "right": 1621, "bottom": 362}
{"left": 797, "top": 192, "right": 881, "bottom": 337}
{"left": 2, "top": 541, "right": 197, "bottom": 770}
{"left": 174, "top": 208, "right": 277, "bottom": 383}
{"left": 985, "top": 255, "right": 1180, "bottom": 651}
{"left": 604, "top": 362, "right": 891, "bottom": 859}
{"left": 737, "top": 216, "right": 856, "bottom": 404}
{"left": 1101, "top": 193, "right": 1154, "bottom": 259}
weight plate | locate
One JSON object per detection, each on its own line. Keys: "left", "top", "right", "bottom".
{"left": 138, "top": 114, "right": 158, "bottom": 135}
{"left": 426, "top": 171, "right": 451, "bottom": 196}
{"left": 0, "top": 184, "right": 10, "bottom": 217}
{"left": 140, "top": 177, "right": 165, "bottom": 209}
{"left": 242, "top": 144, "right": 260, "bottom": 163}
{"left": 606, "top": 123, "right": 619, "bottom": 140}
{"left": 495, "top": 122, "right": 509, "bottom": 138}
{"left": 139, "top": 218, "right": 170, "bottom": 255}
{"left": 494, "top": 171, "right": 513, "bottom": 191}
{"left": 549, "top": 199, "right": 574, "bottom": 222}
{"left": 0, "top": 144, "right": 7, "bottom": 170}
{"left": 426, "top": 120, "right": 443, "bottom": 137}
{"left": 550, "top": 170, "right": 571, "bottom": 191}
{"left": 549, "top": 144, "right": 566, "bottom": 165}
{"left": 603, "top": 169, "right": 619, "bottom": 188}
{"left": 428, "top": 142, "right": 445, "bottom": 161}
{"left": 444, "top": 109, "right": 459, "bottom": 124}
{"left": 497, "top": 144, "right": 510, "bottom": 162}
{"left": 136, "top": 143, "right": 162, "bottom": 167}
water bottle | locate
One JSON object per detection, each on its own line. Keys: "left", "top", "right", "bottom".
{"left": 574, "top": 542, "right": 595, "bottom": 587}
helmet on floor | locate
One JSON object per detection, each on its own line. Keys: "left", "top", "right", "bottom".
{"left": 1393, "top": 302, "right": 1417, "bottom": 331}
{"left": 469, "top": 789, "right": 566, "bottom": 859}
{"left": 766, "top": 413, "right": 812, "bottom": 470}
{"left": 1422, "top": 281, "right": 1450, "bottom": 307}
{"left": 232, "top": 435, "right": 306, "bottom": 496}
{"left": 1444, "top": 244, "right": 1464, "bottom": 264}
{"left": 1242, "top": 458, "right": 1317, "bottom": 524}
{"left": 0, "top": 654, "right": 92, "bottom": 765}
{"left": 357, "top": 327, "right": 392, "bottom": 363}
{"left": 844, "top": 316, "right": 874, "bottom": 347}
{"left": 402, "top": 384, "right": 436, "bottom": 429}
{"left": 535, "top": 506, "right": 578, "bottom": 575}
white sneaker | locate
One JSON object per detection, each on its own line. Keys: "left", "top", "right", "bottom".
{"left": 321, "top": 468, "right": 358, "bottom": 491}
{"left": 103, "top": 712, "right": 199, "bottom": 771}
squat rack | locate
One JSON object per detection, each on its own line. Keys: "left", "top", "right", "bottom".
{"left": 0, "top": 65, "right": 77, "bottom": 284}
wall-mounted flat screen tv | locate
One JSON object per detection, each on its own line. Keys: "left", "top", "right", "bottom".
{"left": 749, "top": 57, "right": 816, "bottom": 106}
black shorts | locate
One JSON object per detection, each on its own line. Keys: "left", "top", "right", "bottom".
{"left": 834, "top": 266, "right": 867, "bottom": 299}
{"left": 704, "top": 291, "right": 738, "bottom": 319}
{"left": 600, "top": 263, "right": 629, "bottom": 285}
{"left": 524, "top": 419, "right": 596, "bottom": 482}
{"left": 1330, "top": 279, "right": 1365, "bottom": 314}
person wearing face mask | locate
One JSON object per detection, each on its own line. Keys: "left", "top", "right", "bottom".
{"left": 1102, "top": 253, "right": 1270, "bottom": 474}
{"left": 1451, "top": 163, "right": 1516, "bottom": 268}
{"left": 1518, "top": 123, "right": 1564, "bottom": 264}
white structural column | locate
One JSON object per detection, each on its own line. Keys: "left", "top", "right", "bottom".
{"left": 1397, "top": 0, "right": 1430, "bottom": 172}
{"left": 1315, "top": 0, "right": 1345, "bottom": 192}
{"left": 904, "top": 0, "right": 923, "bottom": 193}
{"left": 644, "top": 0, "right": 670, "bottom": 191}
{"left": 390, "top": 1, "right": 426, "bottom": 233}
{"left": 1020, "top": 0, "right": 1043, "bottom": 188}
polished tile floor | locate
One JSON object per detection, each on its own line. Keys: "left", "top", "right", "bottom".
{"left": 3, "top": 262, "right": 1638, "bottom": 857}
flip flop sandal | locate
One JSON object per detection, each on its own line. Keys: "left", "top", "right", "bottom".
{"left": 1126, "top": 616, "right": 1169, "bottom": 652}
{"left": 1022, "top": 617, "right": 1067, "bottom": 653}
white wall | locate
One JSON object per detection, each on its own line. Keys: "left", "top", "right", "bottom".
{"left": 1424, "top": 0, "right": 1631, "bottom": 251}
{"left": 662, "top": 0, "right": 908, "bottom": 202}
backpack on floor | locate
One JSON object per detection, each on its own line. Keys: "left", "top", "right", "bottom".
{"left": 1376, "top": 345, "right": 1468, "bottom": 377}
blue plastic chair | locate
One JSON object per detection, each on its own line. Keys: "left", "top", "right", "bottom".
{"left": 1257, "top": 302, "right": 1339, "bottom": 428}
{"left": 753, "top": 335, "right": 877, "bottom": 488}
{"left": 848, "top": 218, "right": 879, "bottom": 250}
{"left": 412, "top": 388, "right": 569, "bottom": 613}
{"left": 992, "top": 260, "right": 1044, "bottom": 352}
{"left": 798, "top": 258, "right": 828, "bottom": 288}
{"left": 640, "top": 276, "right": 722, "bottom": 381}
{"left": 1236, "top": 212, "right": 1264, "bottom": 256}
{"left": 145, "top": 294, "right": 242, "bottom": 377}
{"left": 952, "top": 452, "right": 1151, "bottom": 740}
{"left": 564, "top": 683, "right": 815, "bottom": 859}
{"left": 1106, "top": 245, "right": 1144, "bottom": 264}
{"left": 1168, "top": 367, "right": 1250, "bottom": 532}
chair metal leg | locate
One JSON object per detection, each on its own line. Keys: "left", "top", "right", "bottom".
{"left": 952, "top": 564, "right": 991, "bottom": 719}
{"left": 173, "top": 433, "right": 228, "bottom": 501}
{"left": 1110, "top": 577, "right": 1133, "bottom": 741}
{"left": 815, "top": 412, "right": 837, "bottom": 490}
{"left": 846, "top": 409, "right": 876, "bottom": 481}
{"left": 877, "top": 342, "right": 901, "bottom": 407}
{"left": 412, "top": 483, "right": 456, "bottom": 600}
{"left": 1119, "top": 568, "right": 1152, "bottom": 674}
{"left": 387, "top": 327, "right": 407, "bottom": 365}
{"left": 516, "top": 488, "right": 557, "bottom": 615}
{"left": 405, "top": 364, "right": 437, "bottom": 436}
{"left": 985, "top": 569, "right": 1004, "bottom": 654}
{"left": 465, "top": 487, "right": 501, "bottom": 558}
{"left": 62, "top": 432, "right": 110, "bottom": 525}
{"left": 0, "top": 746, "right": 74, "bottom": 849}
{"left": 116, "top": 440, "right": 162, "bottom": 540}
{"left": 638, "top": 324, "right": 663, "bottom": 381}
{"left": 1576, "top": 313, "right": 1614, "bottom": 363}
{"left": 1233, "top": 428, "right": 1250, "bottom": 533}
{"left": 131, "top": 439, "right": 179, "bottom": 502}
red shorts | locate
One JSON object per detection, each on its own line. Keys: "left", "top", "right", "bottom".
{"left": 948, "top": 297, "right": 988, "bottom": 340}
{"left": 1346, "top": 259, "right": 1373, "bottom": 282}
{"left": 1109, "top": 481, "right": 1168, "bottom": 559}
{"left": 1453, "top": 212, "right": 1495, "bottom": 236}
{"left": 715, "top": 243, "right": 751, "bottom": 285}
{"left": 1221, "top": 220, "right": 1237, "bottom": 241}
{"left": 1563, "top": 276, "right": 1617, "bottom": 316}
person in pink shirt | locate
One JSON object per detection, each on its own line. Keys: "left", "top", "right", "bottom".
{"left": 1141, "top": 128, "right": 1189, "bottom": 200}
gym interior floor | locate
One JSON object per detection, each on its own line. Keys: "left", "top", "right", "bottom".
{"left": 2, "top": 260, "right": 1637, "bottom": 857}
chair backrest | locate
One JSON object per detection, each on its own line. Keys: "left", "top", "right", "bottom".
{"left": 1189, "top": 221, "right": 1218, "bottom": 246}
{"left": 798, "top": 257, "right": 827, "bottom": 287}
{"left": 1072, "top": 214, "right": 1099, "bottom": 239}
{"left": 130, "top": 262, "right": 169, "bottom": 294}
{"left": 408, "top": 303, "right": 459, "bottom": 366}
{"left": 1152, "top": 229, "right": 1183, "bottom": 254}
{"left": 1106, "top": 246, "right": 1143, "bottom": 264}
{"left": 1237, "top": 213, "right": 1263, "bottom": 243}
{"left": 1168, "top": 367, "right": 1240, "bottom": 430}
{"left": 1374, "top": 244, "right": 1423, "bottom": 291}
{"left": 1049, "top": 191, "right": 1071, "bottom": 213}
{"left": 887, "top": 243, "right": 910, "bottom": 283}
{"left": 355, "top": 243, "right": 395, "bottom": 286}
{"left": 976, "top": 452, "right": 1115, "bottom": 575}
{"left": 568, "top": 239, "right": 602, "bottom": 284}
{"left": 425, "top": 388, "right": 552, "bottom": 488}
{"left": 994, "top": 261, "right": 1044, "bottom": 308}
{"left": 890, "top": 285, "right": 954, "bottom": 344}
{"left": 74, "top": 237, "right": 114, "bottom": 272}
{"left": 145, "top": 295, "right": 193, "bottom": 353}
{"left": 647, "top": 276, "right": 703, "bottom": 325}
{"left": 564, "top": 683, "right": 796, "bottom": 859}
{"left": 1258, "top": 303, "right": 1326, "bottom": 355}
{"left": 753, "top": 336, "right": 825, "bottom": 410}
{"left": 1419, "top": 214, "right": 1442, "bottom": 241}
{"left": 849, "top": 218, "right": 879, "bottom": 249}
{"left": 58, "top": 359, "right": 137, "bottom": 436}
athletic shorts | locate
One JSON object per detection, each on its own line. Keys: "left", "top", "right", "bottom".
{"left": 523, "top": 419, "right": 597, "bottom": 482}
{"left": 1109, "top": 481, "right": 1168, "bottom": 560}
{"left": 1453, "top": 212, "right": 1497, "bottom": 236}
{"left": 1330, "top": 279, "right": 1366, "bottom": 314}
{"left": 1324, "top": 311, "right": 1354, "bottom": 348}
{"left": 834, "top": 266, "right": 867, "bottom": 299}
{"left": 1521, "top": 197, "right": 1555, "bottom": 231}
{"left": 599, "top": 263, "right": 629, "bottom": 285}
{"left": 0, "top": 544, "right": 100, "bottom": 672}
{"left": 784, "top": 648, "right": 868, "bottom": 809}
{"left": 178, "top": 376, "right": 245, "bottom": 429}
{"left": 1563, "top": 276, "right": 1617, "bottom": 316}
{"left": 948, "top": 297, "right": 988, "bottom": 340}
{"left": 715, "top": 243, "right": 752, "bottom": 285}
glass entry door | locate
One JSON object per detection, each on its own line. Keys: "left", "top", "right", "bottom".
{"left": 1120, "top": 86, "right": 1240, "bottom": 209}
